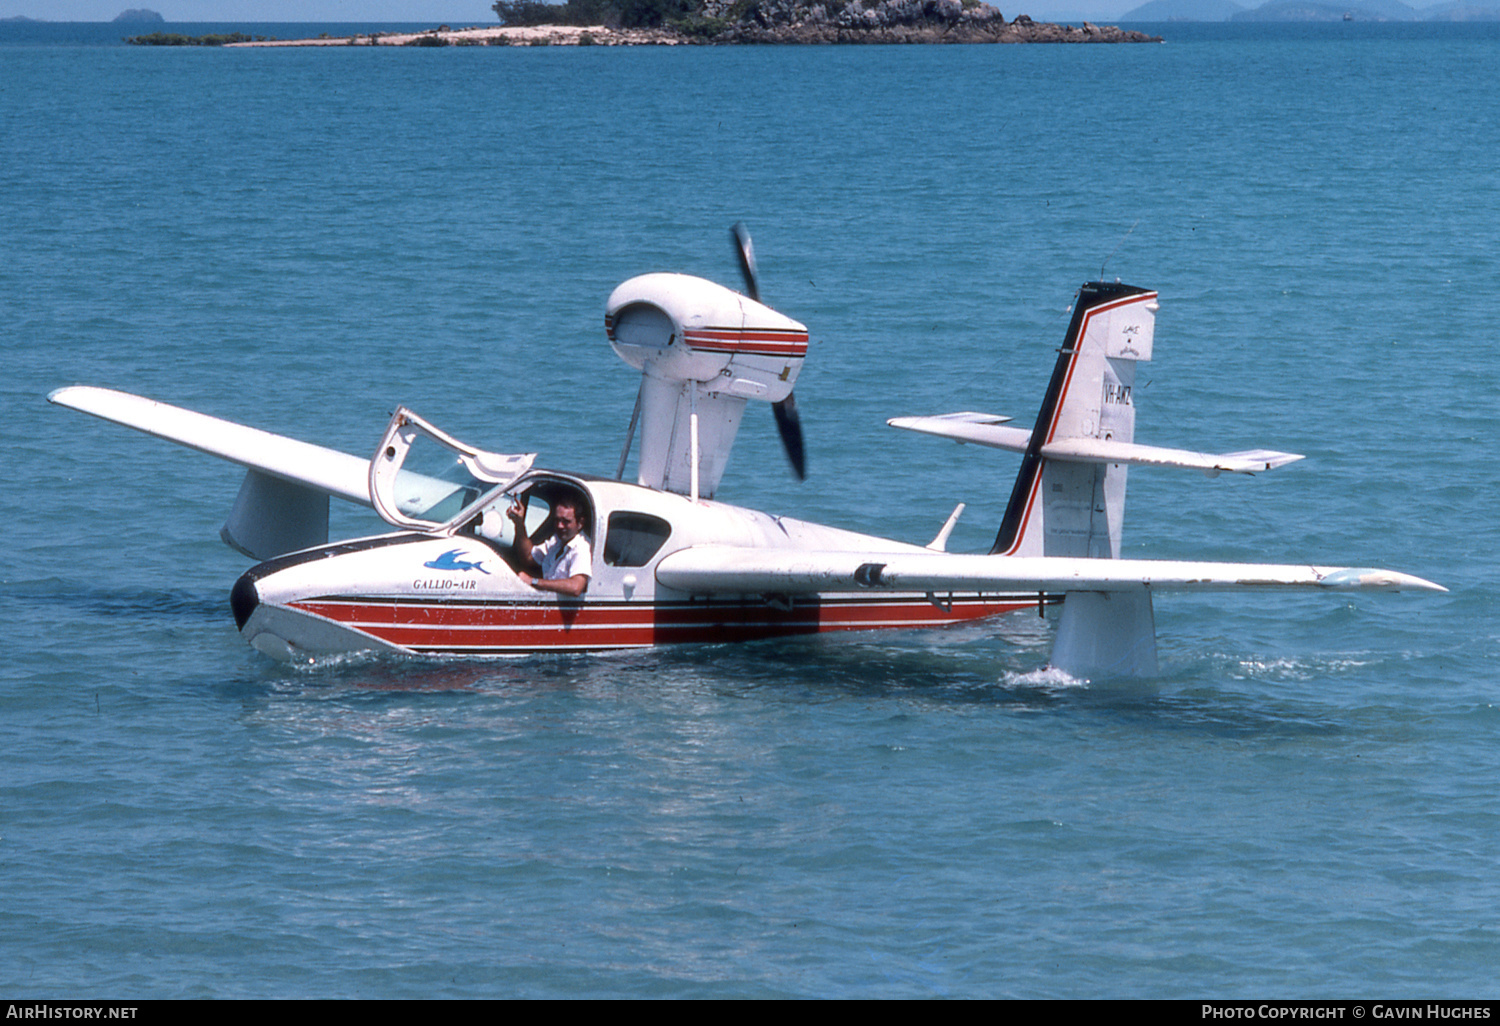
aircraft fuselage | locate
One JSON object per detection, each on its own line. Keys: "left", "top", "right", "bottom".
{"left": 230, "top": 471, "right": 1040, "bottom": 661}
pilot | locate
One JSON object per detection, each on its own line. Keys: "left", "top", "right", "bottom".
{"left": 507, "top": 496, "right": 591, "bottom": 598}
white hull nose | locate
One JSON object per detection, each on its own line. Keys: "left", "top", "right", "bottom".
{"left": 232, "top": 564, "right": 406, "bottom": 663}
{"left": 238, "top": 595, "right": 409, "bottom": 662}
{"left": 230, "top": 534, "right": 466, "bottom": 661}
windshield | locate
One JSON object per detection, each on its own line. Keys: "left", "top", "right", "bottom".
{"left": 385, "top": 431, "right": 494, "bottom": 523}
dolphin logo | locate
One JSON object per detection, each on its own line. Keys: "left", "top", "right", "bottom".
{"left": 424, "top": 549, "right": 491, "bottom": 574}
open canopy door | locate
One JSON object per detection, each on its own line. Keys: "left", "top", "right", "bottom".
{"left": 369, "top": 407, "right": 536, "bottom": 533}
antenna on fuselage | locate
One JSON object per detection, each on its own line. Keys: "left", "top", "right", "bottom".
{"left": 1099, "top": 219, "right": 1141, "bottom": 282}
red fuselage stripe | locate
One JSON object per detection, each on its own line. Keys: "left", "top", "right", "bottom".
{"left": 683, "top": 327, "right": 808, "bottom": 358}
{"left": 283, "top": 596, "right": 1039, "bottom": 653}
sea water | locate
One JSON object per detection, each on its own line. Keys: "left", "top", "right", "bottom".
{"left": 1, "top": 21, "right": 1497, "bottom": 998}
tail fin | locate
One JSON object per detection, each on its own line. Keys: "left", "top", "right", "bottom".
{"left": 885, "top": 281, "right": 1315, "bottom": 678}
{"left": 991, "top": 282, "right": 1157, "bottom": 559}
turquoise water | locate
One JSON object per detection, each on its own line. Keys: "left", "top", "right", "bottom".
{"left": 2, "top": 22, "right": 1498, "bottom": 997}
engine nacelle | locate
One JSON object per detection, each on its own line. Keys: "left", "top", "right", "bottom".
{"left": 604, "top": 273, "right": 810, "bottom": 500}
{"left": 606, "top": 273, "right": 807, "bottom": 403}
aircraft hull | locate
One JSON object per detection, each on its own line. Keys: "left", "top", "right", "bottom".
{"left": 230, "top": 533, "right": 1043, "bottom": 660}
{"left": 241, "top": 593, "right": 1041, "bottom": 659}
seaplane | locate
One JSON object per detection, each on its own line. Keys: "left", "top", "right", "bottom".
{"left": 48, "top": 226, "right": 1443, "bottom": 677}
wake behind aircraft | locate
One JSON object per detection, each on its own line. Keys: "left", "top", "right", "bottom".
{"left": 48, "top": 227, "right": 1442, "bottom": 677}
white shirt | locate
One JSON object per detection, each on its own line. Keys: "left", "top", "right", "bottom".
{"left": 531, "top": 533, "right": 592, "bottom": 582}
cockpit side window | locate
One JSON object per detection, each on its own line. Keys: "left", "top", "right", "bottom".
{"left": 517, "top": 484, "right": 594, "bottom": 544}
{"left": 468, "top": 479, "right": 596, "bottom": 559}
{"left": 604, "top": 512, "right": 672, "bottom": 567}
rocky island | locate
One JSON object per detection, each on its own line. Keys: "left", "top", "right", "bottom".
{"left": 216, "top": 0, "right": 1160, "bottom": 46}
{"left": 691, "top": 1, "right": 1162, "bottom": 42}
{"left": 488, "top": 0, "right": 1163, "bottom": 43}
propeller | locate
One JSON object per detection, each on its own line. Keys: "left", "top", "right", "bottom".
{"left": 732, "top": 221, "right": 760, "bottom": 303}
{"left": 731, "top": 222, "right": 807, "bottom": 481}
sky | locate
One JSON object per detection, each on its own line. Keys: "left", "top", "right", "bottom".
{"left": 2, "top": 0, "right": 1140, "bottom": 25}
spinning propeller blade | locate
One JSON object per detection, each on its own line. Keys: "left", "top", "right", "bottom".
{"left": 772, "top": 393, "right": 807, "bottom": 481}
{"left": 731, "top": 221, "right": 760, "bottom": 302}
{"left": 731, "top": 222, "right": 807, "bottom": 481}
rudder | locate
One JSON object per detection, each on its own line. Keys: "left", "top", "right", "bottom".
{"left": 991, "top": 282, "right": 1158, "bottom": 559}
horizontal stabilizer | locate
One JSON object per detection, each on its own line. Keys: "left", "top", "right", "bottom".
{"left": 48, "top": 386, "right": 372, "bottom": 506}
{"left": 889, "top": 413, "right": 1302, "bottom": 475}
{"left": 655, "top": 548, "right": 1446, "bottom": 596}
{"left": 887, "top": 413, "right": 1031, "bottom": 453}
{"left": 1037, "top": 439, "right": 1303, "bottom": 476}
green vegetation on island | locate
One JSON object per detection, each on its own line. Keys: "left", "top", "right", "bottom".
{"left": 124, "top": 31, "right": 258, "bottom": 44}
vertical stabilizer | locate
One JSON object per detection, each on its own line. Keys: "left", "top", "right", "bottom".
{"left": 991, "top": 282, "right": 1158, "bottom": 559}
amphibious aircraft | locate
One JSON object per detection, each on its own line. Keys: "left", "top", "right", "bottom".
{"left": 48, "top": 227, "right": 1442, "bottom": 677}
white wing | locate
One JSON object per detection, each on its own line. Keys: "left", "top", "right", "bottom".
{"left": 50, "top": 386, "right": 376, "bottom": 560}
{"left": 49, "top": 386, "right": 370, "bottom": 504}
{"left": 887, "top": 414, "right": 1303, "bottom": 476}
{"left": 50, "top": 386, "right": 538, "bottom": 561}
{"left": 655, "top": 548, "right": 1445, "bottom": 595}
{"left": 656, "top": 547, "right": 1444, "bottom": 679}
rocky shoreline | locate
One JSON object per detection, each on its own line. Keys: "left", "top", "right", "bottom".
{"left": 223, "top": 25, "right": 688, "bottom": 46}
{"left": 714, "top": 10, "right": 1162, "bottom": 43}
{"left": 703, "top": 2, "right": 1160, "bottom": 43}
{"left": 224, "top": 5, "right": 1161, "bottom": 47}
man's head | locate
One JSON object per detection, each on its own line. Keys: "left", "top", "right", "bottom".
{"left": 553, "top": 501, "right": 585, "bottom": 543}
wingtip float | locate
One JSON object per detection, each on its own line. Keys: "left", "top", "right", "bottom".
{"left": 47, "top": 231, "right": 1441, "bottom": 678}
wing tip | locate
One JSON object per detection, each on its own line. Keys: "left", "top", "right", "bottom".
{"left": 1318, "top": 568, "right": 1447, "bottom": 593}
{"left": 47, "top": 384, "right": 86, "bottom": 406}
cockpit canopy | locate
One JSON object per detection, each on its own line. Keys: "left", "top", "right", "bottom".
{"left": 369, "top": 407, "right": 535, "bottom": 534}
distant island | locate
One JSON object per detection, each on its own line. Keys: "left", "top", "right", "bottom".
{"left": 1120, "top": 0, "right": 1500, "bottom": 18}
{"left": 489, "top": 0, "right": 1163, "bottom": 41}
{"left": 1120, "top": 0, "right": 1245, "bottom": 17}
{"left": 3, "top": 8, "right": 164, "bottom": 22}
{"left": 194, "top": 2, "right": 1159, "bottom": 46}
